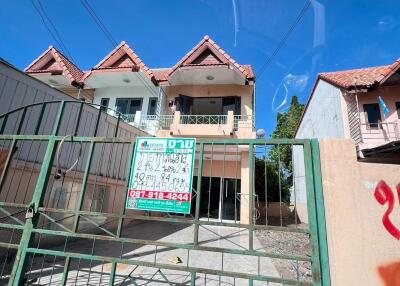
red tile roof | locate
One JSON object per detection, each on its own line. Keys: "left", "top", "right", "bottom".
{"left": 319, "top": 59, "right": 400, "bottom": 90}
{"left": 296, "top": 58, "right": 400, "bottom": 136}
{"left": 25, "top": 46, "right": 84, "bottom": 86}
{"left": 168, "top": 35, "right": 254, "bottom": 81}
{"left": 90, "top": 41, "right": 155, "bottom": 82}
{"left": 151, "top": 68, "right": 170, "bottom": 82}
{"left": 27, "top": 36, "right": 255, "bottom": 87}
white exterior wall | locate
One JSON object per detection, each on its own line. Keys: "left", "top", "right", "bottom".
{"left": 293, "top": 79, "right": 346, "bottom": 222}
{"left": 296, "top": 80, "right": 345, "bottom": 139}
{"left": 93, "top": 86, "right": 159, "bottom": 116}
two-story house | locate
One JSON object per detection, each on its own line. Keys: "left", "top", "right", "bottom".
{"left": 25, "top": 35, "right": 256, "bottom": 223}
{"left": 293, "top": 59, "right": 400, "bottom": 222}
{"left": 296, "top": 59, "right": 400, "bottom": 162}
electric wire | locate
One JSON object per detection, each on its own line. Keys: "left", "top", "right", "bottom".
{"left": 257, "top": 0, "right": 311, "bottom": 78}
{"left": 31, "top": 0, "right": 76, "bottom": 63}
{"left": 78, "top": 0, "right": 160, "bottom": 98}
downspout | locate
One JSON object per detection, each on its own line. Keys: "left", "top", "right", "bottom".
{"left": 253, "top": 82, "right": 256, "bottom": 131}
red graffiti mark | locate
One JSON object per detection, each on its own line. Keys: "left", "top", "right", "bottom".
{"left": 374, "top": 180, "right": 400, "bottom": 240}
{"left": 378, "top": 261, "right": 400, "bottom": 286}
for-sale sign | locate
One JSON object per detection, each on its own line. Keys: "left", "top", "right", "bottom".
{"left": 126, "top": 137, "right": 196, "bottom": 214}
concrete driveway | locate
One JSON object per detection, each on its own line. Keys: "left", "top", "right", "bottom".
{"left": 22, "top": 221, "right": 281, "bottom": 285}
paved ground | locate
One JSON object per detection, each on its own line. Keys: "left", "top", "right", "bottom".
{"left": 18, "top": 221, "right": 282, "bottom": 285}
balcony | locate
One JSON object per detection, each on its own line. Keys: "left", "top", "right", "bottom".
{"left": 359, "top": 121, "right": 399, "bottom": 150}
{"left": 124, "top": 111, "right": 254, "bottom": 137}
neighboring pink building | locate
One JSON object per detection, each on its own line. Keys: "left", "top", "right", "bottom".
{"left": 296, "top": 58, "right": 400, "bottom": 163}
{"left": 293, "top": 59, "right": 400, "bottom": 222}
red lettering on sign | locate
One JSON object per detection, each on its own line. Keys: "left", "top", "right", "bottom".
{"left": 127, "top": 190, "right": 191, "bottom": 202}
{"left": 374, "top": 180, "right": 400, "bottom": 240}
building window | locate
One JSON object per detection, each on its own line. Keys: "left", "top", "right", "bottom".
{"left": 147, "top": 97, "right": 158, "bottom": 115}
{"left": 396, "top": 102, "right": 400, "bottom": 119}
{"left": 100, "top": 98, "right": 109, "bottom": 112}
{"left": 363, "top": 103, "right": 381, "bottom": 129}
{"left": 115, "top": 98, "right": 142, "bottom": 115}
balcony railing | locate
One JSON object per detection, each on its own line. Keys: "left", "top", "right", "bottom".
{"left": 234, "top": 115, "right": 255, "bottom": 131}
{"left": 359, "top": 121, "right": 399, "bottom": 148}
{"left": 180, "top": 115, "right": 228, "bottom": 125}
{"left": 137, "top": 115, "right": 174, "bottom": 130}
{"left": 122, "top": 111, "right": 254, "bottom": 135}
{"left": 122, "top": 114, "right": 135, "bottom": 123}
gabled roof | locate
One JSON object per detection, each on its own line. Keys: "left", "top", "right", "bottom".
{"left": 168, "top": 35, "right": 254, "bottom": 80}
{"left": 296, "top": 58, "right": 400, "bottom": 136}
{"left": 25, "top": 46, "right": 84, "bottom": 86}
{"left": 90, "top": 41, "right": 154, "bottom": 82}
{"left": 319, "top": 58, "right": 400, "bottom": 90}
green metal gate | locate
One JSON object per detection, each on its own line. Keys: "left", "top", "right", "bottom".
{"left": 0, "top": 101, "right": 330, "bottom": 285}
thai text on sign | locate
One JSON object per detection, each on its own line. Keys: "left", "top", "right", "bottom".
{"left": 126, "top": 137, "right": 196, "bottom": 214}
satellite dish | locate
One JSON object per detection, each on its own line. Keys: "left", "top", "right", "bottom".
{"left": 256, "top": 129, "right": 265, "bottom": 138}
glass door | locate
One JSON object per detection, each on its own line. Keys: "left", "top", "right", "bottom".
{"left": 220, "top": 178, "right": 241, "bottom": 222}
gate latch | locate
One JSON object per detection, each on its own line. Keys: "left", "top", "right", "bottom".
{"left": 25, "top": 203, "right": 36, "bottom": 219}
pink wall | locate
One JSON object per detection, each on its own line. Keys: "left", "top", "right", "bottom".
{"left": 355, "top": 85, "right": 400, "bottom": 149}
{"left": 319, "top": 139, "right": 400, "bottom": 285}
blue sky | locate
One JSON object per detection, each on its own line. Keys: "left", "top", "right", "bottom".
{"left": 1, "top": 0, "right": 400, "bottom": 135}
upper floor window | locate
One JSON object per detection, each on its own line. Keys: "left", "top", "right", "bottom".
{"left": 100, "top": 98, "right": 109, "bottom": 112}
{"left": 175, "top": 95, "right": 241, "bottom": 116}
{"left": 115, "top": 98, "right": 142, "bottom": 115}
{"left": 147, "top": 97, "right": 158, "bottom": 115}
{"left": 363, "top": 103, "right": 381, "bottom": 129}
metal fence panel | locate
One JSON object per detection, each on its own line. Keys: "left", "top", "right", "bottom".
{"left": 0, "top": 101, "right": 330, "bottom": 286}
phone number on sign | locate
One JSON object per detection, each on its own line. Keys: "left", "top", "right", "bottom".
{"left": 127, "top": 190, "right": 191, "bottom": 202}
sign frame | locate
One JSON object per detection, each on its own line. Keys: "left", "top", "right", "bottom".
{"left": 126, "top": 137, "right": 196, "bottom": 214}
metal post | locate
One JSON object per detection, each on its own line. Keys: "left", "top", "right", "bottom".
{"left": 303, "top": 140, "right": 322, "bottom": 286}
{"left": 72, "top": 141, "right": 95, "bottom": 232}
{"left": 109, "top": 140, "right": 136, "bottom": 286}
{"left": 194, "top": 142, "right": 204, "bottom": 245}
{"left": 0, "top": 139, "right": 16, "bottom": 193}
{"left": 114, "top": 114, "right": 121, "bottom": 138}
{"left": 52, "top": 101, "right": 66, "bottom": 136}
{"left": 311, "top": 139, "right": 331, "bottom": 286}
{"left": 9, "top": 137, "right": 57, "bottom": 285}
{"left": 248, "top": 143, "right": 254, "bottom": 251}
{"left": 74, "top": 102, "right": 84, "bottom": 136}
{"left": 34, "top": 103, "right": 47, "bottom": 135}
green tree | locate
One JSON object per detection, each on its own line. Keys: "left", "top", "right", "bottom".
{"left": 254, "top": 96, "right": 304, "bottom": 203}
{"left": 270, "top": 95, "right": 304, "bottom": 172}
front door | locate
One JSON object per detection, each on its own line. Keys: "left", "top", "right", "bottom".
{"left": 220, "top": 178, "right": 241, "bottom": 221}
{"left": 194, "top": 176, "right": 240, "bottom": 222}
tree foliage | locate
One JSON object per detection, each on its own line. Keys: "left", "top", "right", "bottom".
{"left": 254, "top": 96, "right": 304, "bottom": 203}
{"left": 270, "top": 95, "right": 304, "bottom": 172}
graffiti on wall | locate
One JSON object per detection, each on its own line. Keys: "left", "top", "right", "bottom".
{"left": 377, "top": 261, "right": 400, "bottom": 286}
{"left": 374, "top": 180, "right": 400, "bottom": 240}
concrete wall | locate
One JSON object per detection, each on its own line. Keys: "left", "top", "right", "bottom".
{"left": 296, "top": 80, "right": 345, "bottom": 139}
{"left": 294, "top": 79, "right": 345, "bottom": 221}
{"left": 319, "top": 139, "right": 400, "bottom": 286}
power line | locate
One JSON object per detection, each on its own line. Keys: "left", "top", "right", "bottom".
{"left": 79, "top": 0, "right": 159, "bottom": 98}
{"left": 257, "top": 0, "right": 311, "bottom": 78}
{"left": 31, "top": 0, "right": 75, "bottom": 63}
{"left": 79, "top": 0, "right": 118, "bottom": 47}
